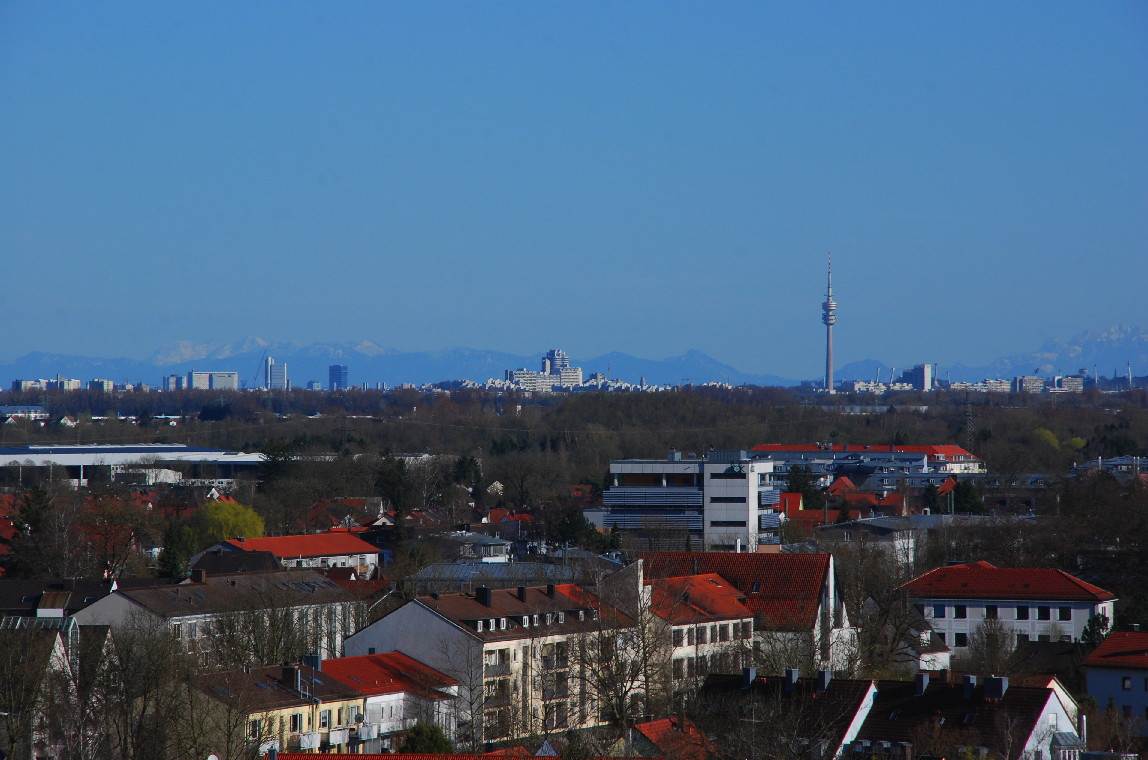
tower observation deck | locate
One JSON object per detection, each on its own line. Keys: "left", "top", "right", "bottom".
{"left": 822, "top": 254, "right": 837, "bottom": 393}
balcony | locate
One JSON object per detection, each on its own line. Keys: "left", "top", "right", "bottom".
{"left": 602, "top": 487, "right": 702, "bottom": 507}
{"left": 541, "top": 656, "right": 568, "bottom": 671}
{"left": 484, "top": 662, "right": 511, "bottom": 677}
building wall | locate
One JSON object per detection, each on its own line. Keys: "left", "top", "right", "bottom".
{"left": 1087, "top": 667, "right": 1148, "bottom": 736}
{"left": 919, "top": 598, "right": 1114, "bottom": 651}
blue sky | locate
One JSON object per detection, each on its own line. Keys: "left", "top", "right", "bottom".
{"left": 2, "top": 2, "right": 1145, "bottom": 378}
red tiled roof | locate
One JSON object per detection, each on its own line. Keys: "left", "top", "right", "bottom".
{"left": 647, "top": 573, "right": 753, "bottom": 624}
{"left": 1085, "top": 631, "right": 1148, "bottom": 670}
{"left": 751, "top": 443, "right": 980, "bottom": 461}
{"left": 901, "top": 561, "right": 1116, "bottom": 602}
{"left": 778, "top": 492, "right": 803, "bottom": 513}
{"left": 641, "top": 552, "right": 831, "bottom": 631}
{"left": 937, "top": 476, "right": 959, "bottom": 495}
{"left": 322, "top": 651, "right": 455, "bottom": 698}
{"left": 223, "top": 533, "right": 378, "bottom": 559}
{"left": 634, "top": 716, "right": 713, "bottom": 760}
{"left": 826, "top": 476, "right": 858, "bottom": 495}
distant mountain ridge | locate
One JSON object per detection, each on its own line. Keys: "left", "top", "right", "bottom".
{"left": 2, "top": 326, "right": 1146, "bottom": 389}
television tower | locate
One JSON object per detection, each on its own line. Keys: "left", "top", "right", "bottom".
{"left": 822, "top": 253, "right": 837, "bottom": 393}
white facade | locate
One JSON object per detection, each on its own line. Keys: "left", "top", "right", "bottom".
{"left": 919, "top": 597, "right": 1115, "bottom": 652}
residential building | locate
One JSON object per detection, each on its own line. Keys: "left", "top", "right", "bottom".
{"left": 750, "top": 443, "right": 986, "bottom": 475}
{"left": 329, "top": 364, "right": 349, "bottom": 391}
{"left": 73, "top": 569, "right": 363, "bottom": 661}
{"left": 162, "top": 374, "right": 185, "bottom": 391}
{"left": 504, "top": 349, "right": 584, "bottom": 391}
{"left": 197, "top": 662, "right": 364, "bottom": 755}
{"left": 187, "top": 370, "right": 239, "bottom": 390}
{"left": 648, "top": 573, "right": 755, "bottom": 686}
{"left": 87, "top": 379, "right": 114, "bottom": 392}
{"left": 321, "top": 651, "right": 459, "bottom": 749}
{"left": 198, "top": 533, "right": 380, "bottom": 579}
{"left": 0, "top": 443, "right": 264, "bottom": 488}
{"left": 901, "top": 561, "right": 1116, "bottom": 652}
{"left": 899, "top": 363, "right": 935, "bottom": 391}
{"left": 1085, "top": 631, "right": 1148, "bottom": 735}
{"left": 343, "top": 580, "right": 636, "bottom": 744}
{"left": 852, "top": 673, "right": 1080, "bottom": 760}
{"left": 641, "top": 551, "right": 857, "bottom": 672}
{"left": 0, "top": 405, "right": 50, "bottom": 422}
{"left": 1014, "top": 375, "right": 1046, "bottom": 393}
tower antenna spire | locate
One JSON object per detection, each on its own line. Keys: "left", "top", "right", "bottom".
{"left": 822, "top": 252, "right": 837, "bottom": 393}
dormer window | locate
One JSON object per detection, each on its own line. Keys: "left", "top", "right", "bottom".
{"left": 522, "top": 616, "right": 530, "bottom": 628}
{"left": 533, "top": 614, "right": 539, "bottom": 626}
{"left": 578, "top": 610, "right": 585, "bottom": 621}
{"left": 489, "top": 619, "right": 496, "bottom": 630}
{"left": 477, "top": 620, "right": 484, "bottom": 632}
{"left": 499, "top": 618, "right": 507, "bottom": 630}
{"left": 558, "top": 612, "right": 565, "bottom": 624}
{"left": 545, "top": 613, "right": 553, "bottom": 625}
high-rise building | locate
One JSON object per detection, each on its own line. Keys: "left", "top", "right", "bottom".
{"left": 329, "top": 364, "right": 349, "bottom": 391}
{"left": 264, "top": 357, "right": 288, "bottom": 391}
{"left": 822, "top": 254, "right": 837, "bottom": 393}
{"left": 900, "top": 364, "right": 934, "bottom": 391}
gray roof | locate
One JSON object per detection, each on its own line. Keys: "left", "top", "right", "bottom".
{"left": 115, "top": 569, "right": 354, "bottom": 619}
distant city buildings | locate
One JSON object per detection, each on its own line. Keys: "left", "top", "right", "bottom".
{"left": 187, "top": 370, "right": 240, "bottom": 391}
{"left": 264, "top": 356, "right": 288, "bottom": 390}
{"left": 329, "top": 364, "right": 349, "bottom": 391}
{"left": 503, "top": 348, "right": 585, "bottom": 391}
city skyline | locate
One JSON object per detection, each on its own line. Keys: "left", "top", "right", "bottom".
{"left": 1, "top": 3, "right": 1145, "bottom": 377}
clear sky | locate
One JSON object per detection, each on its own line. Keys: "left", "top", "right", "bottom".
{"left": 2, "top": 2, "right": 1145, "bottom": 378}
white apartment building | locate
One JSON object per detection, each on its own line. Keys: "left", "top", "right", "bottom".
{"left": 901, "top": 561, "right": 1116, "bottom": 652}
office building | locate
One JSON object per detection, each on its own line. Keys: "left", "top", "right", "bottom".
{"left": 187, "top": 371, "right": 239, "bottom": 391}
{"left": 329, "top": 364, "right": 349, "bottom": 391}
{"left": 899, "top": 364, "right": 934, "bottom": 391}
{"left": 265, "top": 356, "right": 288, "bottom": 390}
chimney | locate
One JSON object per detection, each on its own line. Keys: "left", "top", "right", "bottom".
{"left": 914, "top": 672, "right": 930, "bottom": 697}
{"left": 815, "top": 670, "right": 831, "bottom": 693}
{"left": 517, "top": 586, "right": 527, "bottom": 602}
{"left": 191, "top": 569, "right": 207, "bottom": 584}
{"left": 546, "top": 584, "right": 556, "bottom": 598}
{"left": 963, "top": 674, "right": 977, "bottom": 699}
{"left": 783, "top": 668, "right": 799, "bottom": 693}
{"left": 741, "top": 667, "right": 756, "bottom": 690}
{"left": 984, "top": 676, "right": 1008, "bottom": 701}
{"left": 476, "top": 586, "right": 493, "bottom": 607}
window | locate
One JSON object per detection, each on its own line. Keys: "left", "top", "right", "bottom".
{"left": 673, "top": 629, "right": 684, "bottom": 647}
{"left": 188, "top": 622, "right": 198, "bottom": 639}
{"left": 954, "top": 632, "right": 969, "bottom": 647}
{"left": 1059, "top": 606, "right": 1072, "bottom": 621}
{"left": 477, "top": 620, "right": 484, "bottom": 632}
{"left": 499, "top": 618, "right": 507, "bottom": 630}
{"left": 699, "top": 627, "right": 708, "bottom": 645}
{"left": 709, "top": 496, "right": 748, "bottom": 503}
{"left": 1123, "top": 677, "right": 1133, "bottom": 691}
{"left": 985, "top": 605, "right": 998, "bottom": 619}
{"left": 320, "top": 709, "right": 331, "bottom": 729}
{"left": 709, "top": 520, "right": 747, "bottom": 527}
{"left": 673, "top": 659, "right": 685, "bottom": 679}
{"left": 954, "top": 605, "right": 967, "bottom": 619}
{"left": 933, "top": 605, "right": 946, "bottom": 619}
{"left": 249, "top": 719, "right": 261, "bottom": 738}
{"left": 290, "top": 713, "right": 303, "bottom": 733}
{"left": 1016, "top": 606, "right": 1029, "bottom": 620}
{"left": 172, "top": 623, "right": 182, "bottom": 639}
{"left": 368, "top": 647, "right": 376, "bottom": 655}
{"left": 1016, "top": 633, "right": 1030, "bottom": 646}
{"left": 1037, "top": 606, "right": 1051, "bottom": 620}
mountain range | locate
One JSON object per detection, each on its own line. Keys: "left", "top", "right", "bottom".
{"left": 2, "top": 326, "right": 1146, "bottom": 390}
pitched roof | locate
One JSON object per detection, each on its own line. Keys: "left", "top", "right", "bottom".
{"left": 647, "top": 573, "right": 753, "bottom": 624}
{"left": 112, "top": 569, "right": 355, "bottom": 619}
{"left": 416, "top": 583, "right": 631, "bottom": 641}
{"left": 855, "top": 677, "right": 1057, "bottom": 760}
{"left": 199, "top": 663, "right": 361, "bottom": 712}
{"left": 900, "top": 561, "right": 1115, "bottom": 602}
{"left": 223, "top": 532, "right": 378, "bottom": 559}
{"left": 826, "top": 476, "right": 858, "bottom": 495}
{"left": 641, "top": 551, "right": 831, "bottom": 630}
{"left": 1085, "top": 631, "right": 1148, "bottom": 670}
{"left": 633, "top": 716, "right": 713, "bottom": 760}
{"left": 321, "top": 651, "right": 455, "bottom": 699}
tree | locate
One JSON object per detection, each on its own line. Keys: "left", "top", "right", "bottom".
{"left": 784, "top": 465, "right": 825, "bottom": 511}
{"left": 952, "top": 479, "right": 984, "bottom": 514}
{"left": 1081, "top": 612, "right": 1111, "bottom": 649}
{"left": 399, "top": 722, "right": 454, "bottom": 754}
{"left": 956, "top": 617, "right": 1018, "bottom": 676}
{"left": 190, "top": 500, "right": 265, "bottom": 548}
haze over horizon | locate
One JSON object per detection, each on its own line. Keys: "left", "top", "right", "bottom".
{"left": 2, "top": 3, "right": 1145, "bottom": 378}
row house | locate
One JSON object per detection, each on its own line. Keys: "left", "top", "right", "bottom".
{"left": 198, "top": 662, "right": 364, "bottom": 755}
{"left": 343, "top": 580, "right": 635, "bottom": 745}
{"left": 641, "top": 551, "right": 858, "bottom": 672}
{"left": 901, "top": 561, "right": 1116, "bottom": 652}
{"left": 73, "top": 569, "right": 363, "bottom": 661}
